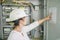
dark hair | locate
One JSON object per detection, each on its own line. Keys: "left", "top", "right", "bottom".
{"left": 13, "top": 18, "right": 23, "bottom": 29}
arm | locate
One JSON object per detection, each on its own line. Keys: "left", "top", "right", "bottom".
{"left": 38, "top": 16, "right": 51, "bottom": 24}
{"left": 22, "top": 16, "right": 51, "bottom": 33}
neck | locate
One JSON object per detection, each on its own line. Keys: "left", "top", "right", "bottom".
{"left": 14, "top": 26, "right": 22, "bottom": 32}
{"left": 14, "top": 26, "right": 21, "bottom": 32}
{"left": 14, "top": 24, "right": 24, "bottom": 32}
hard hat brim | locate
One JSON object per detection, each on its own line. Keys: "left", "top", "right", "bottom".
{"left": 6, "top": 14, "right": 31, "bottom": 22}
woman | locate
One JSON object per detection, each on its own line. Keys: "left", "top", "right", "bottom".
{"left": 7, "top": 8, "right": 51, "bottom": 40}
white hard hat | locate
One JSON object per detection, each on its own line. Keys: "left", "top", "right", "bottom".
{"left": 6, "top": 8, "right": 29, "bottom": 22}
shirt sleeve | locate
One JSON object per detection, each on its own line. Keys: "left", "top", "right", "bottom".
{"left": 22, "top": 21, "right": 40, "bottom": 33}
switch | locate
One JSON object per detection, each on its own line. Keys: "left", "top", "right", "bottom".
{"left": 49, "top": 7, "right": 57, "bottom": 24}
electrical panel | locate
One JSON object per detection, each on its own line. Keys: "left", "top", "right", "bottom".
{"left": 2, "top": 4, "right": 31, "bottom": 39}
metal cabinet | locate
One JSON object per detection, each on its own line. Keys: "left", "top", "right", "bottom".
{"left": 44, "top": 0, "right": 60, "bottom": 40}
{"left": 0, "top": 4, "right": 3, "bottom": 39}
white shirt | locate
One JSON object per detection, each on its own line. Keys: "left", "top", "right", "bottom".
{"left": 7, "top": 21, "right": 39, "bottom": 40}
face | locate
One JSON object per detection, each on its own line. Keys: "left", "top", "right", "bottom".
{"left": 19, "top": 17, "right": 26, "bottom": 26}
